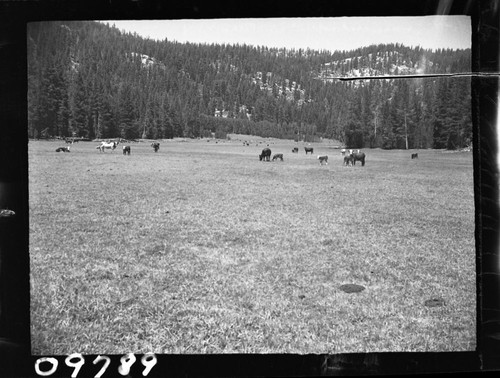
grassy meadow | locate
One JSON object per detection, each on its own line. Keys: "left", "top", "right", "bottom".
{"left": 29, "top": 137, "right": 476, "bottom": 354}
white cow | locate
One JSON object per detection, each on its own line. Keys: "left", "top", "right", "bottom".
{"left": 97, "top": 141, "right": 117, "bottom": 152}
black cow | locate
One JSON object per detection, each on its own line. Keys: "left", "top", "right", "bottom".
{"left": 351, "top": 152, "right": 366, "bottom": 166}
{"left": 259, "top": 148, "right": 272, "bottom": 161}
{"left": 55, "top": 146, "right": 70, "bottom": 152}
{"left": 123, "top": 146, "right": 131, "bottom": 155}
{"left": 343, "top": 155, "right": 353, "bottom": 166}
{"left": 411, "top": 153, "right": 418, "bottom": 159}
{"left": 305, "top": 147, "right": 314, "bottom": 154}
{"left": 151, "top": 142, "right": 160, "bottom": 152}
{"left": 292, "top": 147, "right": 299, "bottom": 153}
{"left": 272, "top": 153, "right": 284, "bottom": 161}
{"left": 317, "top": 155, "right": 328, "bottom": 165}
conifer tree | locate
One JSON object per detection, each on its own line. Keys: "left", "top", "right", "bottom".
{"left": 117, "top": 83, "right": 137, "bottom": 139}
{"left": 69, "top": 72, "right": 89, "bottom": 138}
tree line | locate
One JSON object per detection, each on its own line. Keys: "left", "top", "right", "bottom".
{"left": 27, "top": 21, "right": 471, "bottom": 149}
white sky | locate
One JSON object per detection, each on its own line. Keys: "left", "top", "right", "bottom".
{"left": 101, "top": 16, "right": 471, "bottom": 52}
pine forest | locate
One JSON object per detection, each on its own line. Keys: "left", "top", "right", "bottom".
{"left": 27, "top": 21, "right": 472, "bottom": 149}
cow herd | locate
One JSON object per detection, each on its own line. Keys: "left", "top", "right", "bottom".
{"left": 55, "top": 139, "right": 371, "bottom": 167}
{"left": 259, "top": 146, "right": 368, "bottom": 167}
{"left": 54, "top": 138, "right": 422, "bottom": 166}
{"left": 55, "top": 139, "right": 162, "bottom": 155}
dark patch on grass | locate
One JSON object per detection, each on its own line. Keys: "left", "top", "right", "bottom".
{"left": 194, "top": 239, "right": 217, "bottom": 248}
{"left": 425, "top": 298, "right": 446, "bottom": 307}
{"left": 116, "top": 297, "right": 137, "bottom": 307}
{"left": 321, "top": 239, "right": 335, "bottom": 246}
{"left": 143, "top": 243, "right": 171, "bottom": 256}
{"left": 240, "top": 301, "right": 255, "bottom": 311}
{"left": 97, "top": 270, "right": 114, "bottom": 280}
{"left": 340, "top": 284, "right": 366, "bottom": 293}
{"left": 224, "top": 235, "right": 248, "bottom": 246}
{"left": 122, "top": 271, "right": 147, "bottom": 280}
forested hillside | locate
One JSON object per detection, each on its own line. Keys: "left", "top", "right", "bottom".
{"left": 27, "top": 20, "right": 472, "bottom": 149}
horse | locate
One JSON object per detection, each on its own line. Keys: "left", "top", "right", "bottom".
{"left": 272, "top": 153, "right": 284, "bottom": 161}
{"left": 305, "top": 147, "right": 314, "bottom": 155}
{"left": 259, "top": 148, "right": 272, "bottom": 161}
{"left": 351, "top": 152, "right": 366, "bottom": 166}
{"left": 292, "top": 147, "right": 299, "bottom": 153}
{"left": 123, "top": 146, "right": 131, "bottom": 155}
{"left": 343, "top": 155, "right": 354, "bottom": 166}
{"left": 151, "top": 142, "right": 160, "bottom": 152}
{"left": 55, "top": 146, "right": 70, "bottom": 152}
{"left": 317, "top": 155, "right": 328, "bottom": 165}
{"left": 411, "top": 153, "right": 418, "bottom": 159}
{"left": 97, "top": 141, "right": 117, "bottom": 152}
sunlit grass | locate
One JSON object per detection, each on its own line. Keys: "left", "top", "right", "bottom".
{"left": 29, "top": 139, "right": 476, "bottom": 354}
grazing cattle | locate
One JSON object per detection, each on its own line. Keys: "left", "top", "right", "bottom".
{"left": 411, "top": 153, "right": 419, "bottom": 159}
{"left": 55, "top": 146, "right": 70, "bottom": 152}
{"left": 65, "top": 139, "right": 74, "bottom": 144}
{"left": 151, "top": 142, "right": 160, "bottom": 152}
{"left": 341, "top": 148, "right": 346, "bottom": 156}
{"left": 305, "top": 147, "right": 314, "bottom": 154}
{"left": 97, "top": 141, "right": 117, "bottom": 152}
{"left": 343, "top": 155, "right": 354, "bottom": 166}
{"left": 318, "top": 155, "right": 328, "bottom": 165}
{"left": 259, "top": 148, "right": 272, "bottom": 161}
{"left": 351, "top": 152, "right": 366, "bottom": 166}
{"left": 123, "top": 146, "right": 131, "bottom": 155}
{"left": 272, "top": 153, "right": 284, "bottom": 161}
{"left": 292, "top": 147, "right": 299, "bottom": 153}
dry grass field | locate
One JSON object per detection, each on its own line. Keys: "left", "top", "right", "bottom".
{"left": 29, "top": 138, "right": 476, "bottom": 355}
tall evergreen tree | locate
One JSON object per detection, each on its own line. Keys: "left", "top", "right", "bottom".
{"left": 117, "top": 83, "right": 137, "bottom": 139}
{"left": 68, "top": 72, "right": 89, "bottom": 137}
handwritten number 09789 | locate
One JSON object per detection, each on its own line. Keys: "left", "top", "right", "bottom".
{"left": 34, "top": 353, "right": 157, "bottom": 377}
